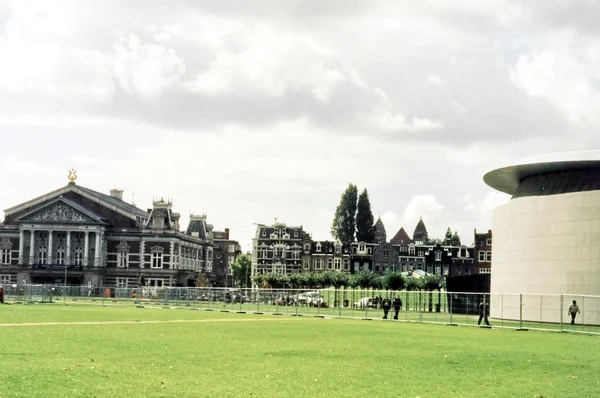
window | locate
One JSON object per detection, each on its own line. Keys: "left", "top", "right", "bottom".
{"left": 56, "top": 246, "right": 65, "bottom": 265}
{"left": 418, "top": 251, "right": 423, "bottom": 256}
{"left": 313, "top": 258, "right": 323, "bottom": 270}
{"left": 478, "top": 251, "right": 485, "bottom": 262}
{"left": 435, "top": 266, "right": 441, "bottom": 274}
{"left": 486, "top": 238, "right": 492, "bottom": 246}
{"left": 38, "top": 245, "right": 47, "bottom": 265}
{"left": 294, "top": 231, "right": 298, "bottom": 237}
{"left": 261, "top": 230, "right": 266, "bottom": 237}
{"left": 151, "top": 252, "right": 163, "bottom": 269}
{"left": 343, "top": 258, "right": 349, "bottom": 270}
{"left": 409, "top": 247, "right": 415, "bottom": 255}
{"left": 479, "top": 268, "right": 491, "bottom": 274}
{"left": 486, "top": 251, "right": 492, "bottom": 262}
{"left": 383, "top": 250, "right": 388, "bottom": 259}
{"left": 74, "top": 246, "right": 83, "bottom": 266}
{"left": 228, "top": 244, "right": 235, "bottom": 253}
{"left": 367, "top": 248, "right": 372, "bottom": 254}
{"left": 0, "top": 275, "right": 9, "bottom": 284}
{"left": 316, "top": 243, "right": 322, "bottom": 253}
{"left": 1, "top": 249, "right": 11, "bottom": 265}
{"left": 327, "top": 257, "right": 333, "bottom": 269}
{"left": 443, "top": 265, "right": 450, "bottom": 276}
{"left": 275, "top": 247, "right": 284, "bottom": 258}
{"left": 335, "top": 243, "right": 341, "bottom": 254}
{"left": 334, "top": 258, "right": 341, "bottom": 270}
{"left": 117, "top": 251, "right": 129, "bottom": 268}
{"left": 303, "top": 258, "right": 310, "bottom": 270}
{"left": 304, "top": 244, "right": 310, "bottom": 253}
{"left": 292, "top": 250, "right": 300, "bottom": 260}
{"left": 117, "top": 278, "right": 128, "bottom": 288}
{"left": 435, "top": 251, "right": 442, "bottom": 261}
{"left": 359, "top": 244, "right": 365, "bottom": 252}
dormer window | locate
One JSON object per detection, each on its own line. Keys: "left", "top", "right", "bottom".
{"left": 435, "top": 251, "right": 442, "bottom": 261}
{"left": 409, "top": 246, "right": 415, "bottom": 256}
{"left": 316, "top": 243, "right": 322, "bottom": 253}
{"left": 261, "top": 229, "right": 266, "bottom": 237}
{"left": 486, "top": 238, "right": 492, "bottom": 246}
{"left": 359, "top": 244, "right": 365, "bottom": 252}
{"left": 335, "top": 243, "right": 341, "bottom": 254}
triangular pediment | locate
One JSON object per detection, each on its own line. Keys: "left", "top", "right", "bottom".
{"left": 16, "top": 197, "right": 106, "bottom": 224}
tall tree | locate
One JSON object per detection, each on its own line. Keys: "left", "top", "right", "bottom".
{"left": 331, "top": 184, "right": 358, "bottom": 246}
{"left": 356, "top": 188, "right": 376, "bottom": 242}
{"left": 229, "top": 253, "right": 252, "bottom": 288}
{"left": 444, "top": 227, "right": 453, "bottom": 245}
{"left": 451, "top": 231, "right": 461, "bottom": 246}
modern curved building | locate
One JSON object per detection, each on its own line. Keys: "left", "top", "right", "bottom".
{"left": 484, "top": 152, "right": 600, "bottom": 323}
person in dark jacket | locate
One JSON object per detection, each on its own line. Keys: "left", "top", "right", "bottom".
{"left": 382, "top": 297, "right": 392, "bottom": 319}
{"left": 392, "top": 297, "right": 402, "bottom": 320}
{"left": 478, "top": 301, "right": 490, "bottom": 326}
{"left": 0, "top": 287, "right": 4, "bottom": 304}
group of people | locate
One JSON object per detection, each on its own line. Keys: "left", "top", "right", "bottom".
{"left": 377, "top": 296, "right": 583, "bottom": 327}
{"left": 381, "top": 296, "right": 403, "bottom": 320}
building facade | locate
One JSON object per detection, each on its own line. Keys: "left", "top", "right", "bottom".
{"left": 473, "top": 229, "right": 492, "bottom": 275}
{"left": 212, "top": 228, "right": 242, "bottom": 287}
{"left": 0, "top": 177, "right": 216, "bottom": 288}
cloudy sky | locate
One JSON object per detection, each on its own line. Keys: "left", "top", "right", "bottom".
{"left": 1, "top": 0, "right": 599, "bottom": 250}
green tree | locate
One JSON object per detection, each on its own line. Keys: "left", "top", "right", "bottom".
{"left": 331, "top": 184, "right": 358, "bottom": 246}
{"left": 229, "top": 253, "right": 252, "bottom": 288}
{"left": 383, "top": 272, "right": 405, "bottom": 291}
{"left": 195, "top": 272, "right": 210, "bottom": 288}
{"left": 451, "top": 231, "right": 461, "bottom": 246}
{"left": 356, "top": 189, "right": 375, "bottom": 243}
{"left": 444, "top": 227, "right": 453, "bottom": 246}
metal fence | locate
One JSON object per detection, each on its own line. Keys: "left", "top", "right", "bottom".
{"left": 2, "top": 285, "right": 599, "bottom": 334}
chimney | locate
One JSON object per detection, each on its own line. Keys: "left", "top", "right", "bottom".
{"left": 225, "top": 228, "right": 230, "bottom": 239}
{"left": 110, "top": 189, "right": 124, "bottom": 200}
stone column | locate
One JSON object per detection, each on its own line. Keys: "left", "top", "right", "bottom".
{"left": 47, "top": 230, "right": 53, "bottom": 264}
{"left": 66, "top": 231, "right": 71, "bottom": 265}
{"left": 140, "top": 240, "right": 145, "bottom": 268}
{"left": 84, "top": 231, "right": 89, "bottom": 267}
{"left": 19, "top": 229, "right": 25, "bottom": 265}
{"left": 29, "top": 230, "right": 35, "bottom": 265}
{"left": 94, "top": 230, "right": 100, "bottom": 267}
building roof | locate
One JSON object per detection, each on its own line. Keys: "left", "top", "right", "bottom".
{"left": 413, "top": 217, "right": 428, "bottom": 241}
{"left": 484, "top": 152, "right": 600, "bottom": 197}
{"left": 4, "top": 182, "right": 149, "bottom": 221}
{"left": 390, "top": 227, "right": 411, "bottom": 244}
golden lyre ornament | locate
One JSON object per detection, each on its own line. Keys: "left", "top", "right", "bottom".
{"left": 68, "top": 169, "right": 77, "bottom": 182}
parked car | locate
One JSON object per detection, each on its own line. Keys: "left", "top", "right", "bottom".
{"left": 353, "top": 297, "right": 374, "bottom": 309}
{"left": 297, "top": 291, "right": 327, "bottom": 308}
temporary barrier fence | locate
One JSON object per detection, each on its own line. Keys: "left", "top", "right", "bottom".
{"left": 2, "top": 285, "right": 598, "bottom": 334}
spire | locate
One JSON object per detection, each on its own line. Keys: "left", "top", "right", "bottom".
{"left": 413, "top": 217, "right": 428, "bottom": 244}
{"left": 373, "top": 216, "right": 387, "bottom": 244}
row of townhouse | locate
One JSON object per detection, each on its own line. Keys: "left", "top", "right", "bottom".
{"left": 0, "top": 174, "right": 241, "bottom": 288}
{"left": 251, "top": 217, "right": 492, "bottom": 278}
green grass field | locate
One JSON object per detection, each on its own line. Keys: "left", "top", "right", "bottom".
{"left": 1, "top": 304, "right": 599, "bottom": 397}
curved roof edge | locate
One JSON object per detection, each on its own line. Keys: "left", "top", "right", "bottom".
{"left": 484, "top": 159, "right": 600, "bottom": 196}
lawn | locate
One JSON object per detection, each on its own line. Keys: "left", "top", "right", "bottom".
{"left": 0, "top": 304, "right": 598, "bottom": 397}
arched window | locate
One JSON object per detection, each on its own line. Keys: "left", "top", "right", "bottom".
{"left": 74, "top": 246, "right": 83, "bottom": 266}
{"left": 38, "top": 245, "right": 48, "bottom": 265}
{"left": 56, "top": 246, "right": 65, "bottom": 265}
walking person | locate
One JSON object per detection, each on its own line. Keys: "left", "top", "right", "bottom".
{"left": 0, "top": 286, "right": 4, "bottom": 304}
{"left": 478, "top": 300, "right": 490, "bottom": 326}
{"left": 393, "top": 296, "right": 402, "bottom": 320}
{"left": 568, "top": 300, "right": 580, "bottom": 325}
{"left": 382, "top": 296, "right": 391, "bottom": 320}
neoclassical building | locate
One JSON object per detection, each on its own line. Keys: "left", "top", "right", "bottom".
{"left": 0, "top": 173, "right": 217, "bottom": 288}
